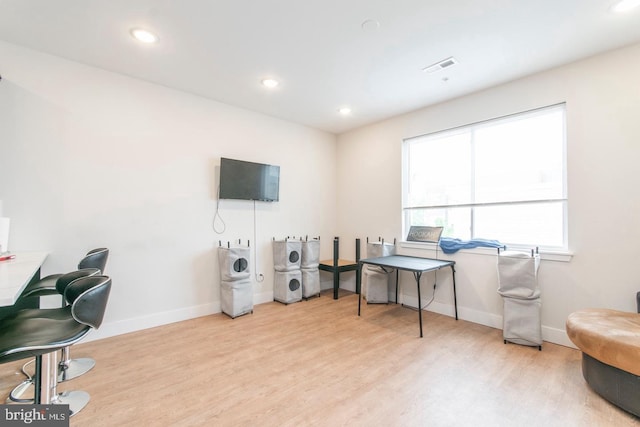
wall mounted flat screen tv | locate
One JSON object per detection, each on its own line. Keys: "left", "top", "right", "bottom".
{"left": 219, "top": 157, "right": 280, "bottom": 202}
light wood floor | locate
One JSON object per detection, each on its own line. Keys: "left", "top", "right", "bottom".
{"left": 1, "top": 291, "right": 638, "bottom": 427}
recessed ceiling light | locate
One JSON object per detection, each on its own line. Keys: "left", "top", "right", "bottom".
{"left": 261, "top": 78, "right": 279, "bottom": 88}
{"left": 338, "top": 107, "right": 352, "bottom": 115}
{"left": 612, "top": 0, "right": 640, "bottom": 12}
{"left": 130, "top": 28, "right": 158, "bottom": 44}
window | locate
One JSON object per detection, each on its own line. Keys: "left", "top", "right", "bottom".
{"left": 402, "top": 104, "right": 566, "bottom": 250}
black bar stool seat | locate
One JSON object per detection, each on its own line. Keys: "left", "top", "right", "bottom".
{"left": 17, "top": 249, "right": 109, "bottom": 384}
{"left": 2, "top": 269, "right": 100, "bottom": 403}
{"left": 0, "top": 276, "right": 111, "bottom": 416}
{"left": 19, "top": 248, "right": 108, "bottom": 299}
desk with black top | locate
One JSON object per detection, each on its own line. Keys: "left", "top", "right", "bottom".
{"left": 358, "top": 255, "right": 457, "bottom": 337}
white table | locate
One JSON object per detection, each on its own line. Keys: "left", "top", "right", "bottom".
{"left": 0, "top": 251, "right": 59, "bottom": 405}
{"left": 0, "top": 251, "right": 48, "bottom": 306}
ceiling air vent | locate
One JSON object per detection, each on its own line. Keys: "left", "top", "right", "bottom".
{"left": 422, "top": 57, "right": 458, "bottom": 73}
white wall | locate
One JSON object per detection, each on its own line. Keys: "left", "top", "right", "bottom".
{"left": 336, "top": 42, "right": 640, "bottom": 347}
{"left": 3, "top": 39, "right": 639, "bottom": 347}
{"left": 0, "top": 41, "right": 338, "bottom": 339}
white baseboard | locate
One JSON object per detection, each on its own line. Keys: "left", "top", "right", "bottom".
{"left": 84, "top": 288, "right": 574, "bottom": 349}
{"left": 394, "top": 294, "right": 574, "bottom": 348}
{"left": 84, "top": 291, "right": 275, "bottom": 343}
{"left": 84, "top": 302, "right": 219, "bottom": 343}
{"left": 254, "top": 291, "right": 275, "bottom": 305}
{"left": 542, "top": 325, "right": 575, "bottom": 348}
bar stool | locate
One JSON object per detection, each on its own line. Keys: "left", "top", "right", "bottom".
{"left": 20, "top": 248, "right": 108, "bottom": 299}
{"left": 4, "top": 268, "right": 100, "bottom": 403}
{"left": 0, "top": 275, "right": 112, "bottom": 416}
{"left": 20, "top": 248, "right": 109, "bottom": 382}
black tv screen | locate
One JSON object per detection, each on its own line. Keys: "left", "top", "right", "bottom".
{"left": 219, "top": 158, "right": 280, "bottom": 202}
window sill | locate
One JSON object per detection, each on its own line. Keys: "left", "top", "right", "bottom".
{"left": 399, "top": 241, "right": 573, "bottom": 263}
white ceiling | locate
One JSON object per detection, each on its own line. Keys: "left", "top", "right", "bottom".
{"left": 1, "top": 0, "right": 640, "bottom": 134}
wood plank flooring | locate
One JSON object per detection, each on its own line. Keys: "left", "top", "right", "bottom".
{"left": 1, "top": 290, "right": 638, "bottom": 426}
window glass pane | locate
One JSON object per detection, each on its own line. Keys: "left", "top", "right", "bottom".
{"left": 474, "top": 109, "right": 565, "bottom": 204}
{"left": 405, "top": 207, "right": 471, "bottom": 240}
{"left": 402, "top": 104, "right": 567, "bottom": 249}
{"left": 406, "top": 131, "right": 471, "bottom": 207}
{"left": 473, "top": 201, "right": 565, "bottom": 248}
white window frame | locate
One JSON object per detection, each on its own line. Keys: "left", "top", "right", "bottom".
{"left": 402, "top": 103, "right": 568, "bottom": 252}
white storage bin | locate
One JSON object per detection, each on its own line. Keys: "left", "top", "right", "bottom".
{"left": 366, "top": 241, "right": 396, "bottom": 275}
{"left": 502, "top": 297, "right": 542, "bottom": 346}
{"left": 363, "top": 268, "right": 390, "bottom": 304}
{"left": 301, "top": 268, "right": 320, "bottom": 298}
{"left": 366, "top": 241, "right": 396, "bottom": 258}
{"left": 274, "top": 270, "right": 302, "bottom": 304}
{"left": 273, "top": 240, "right": 302, "bottom": 272}
{"left": 497, "top": 251, "right": 540, "bottom": 298}
{"left": 218, "top": 246, "right": 251, "bottom": 281}
{"left": 301, "top": 239, "right": 320, "bottom": 269}
{"left": 221, "top": 279, "right": 253, "bottom": 318}
{"left": 497, "top": 250, "right": 542, "bottom": 348}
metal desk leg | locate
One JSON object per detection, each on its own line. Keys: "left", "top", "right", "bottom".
{"left": 357, "top": 263, "right": 363, "bottom": 316}
{"left": 333, "top": 269, "right": 339, "bottom": 300}
{"left": 395, "top": 269, "right": 399, "bottom": 304}
{"left": 414, "top": 271, "right": 423, "bottom": 338}
{"left": 451, "top": 266, "right": 458, "bottom": 320}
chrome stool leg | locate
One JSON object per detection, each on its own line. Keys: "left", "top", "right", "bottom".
{"left": 47, "top": 348, "right": 90, "bottom": 417}
{"left": 8, "top": 348, "right": 91, "bottom": 416}
{"left": 7, "top": 347, "right": 96, "bottom": 400}
{"left": 58, "top": 347, "right": 95, "bottom": 382}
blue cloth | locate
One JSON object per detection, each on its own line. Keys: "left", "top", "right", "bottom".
{"left": 439, "top": 237, "right": 504, "bottom": 254}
